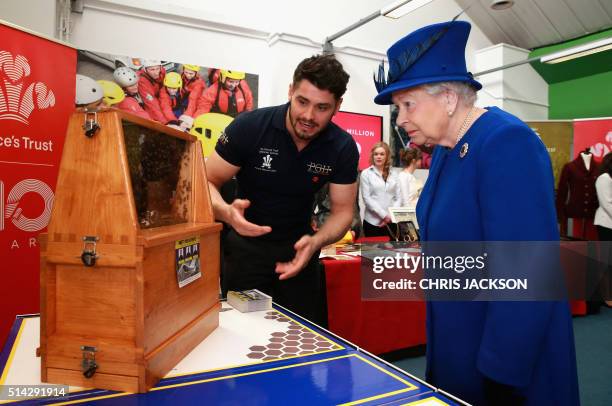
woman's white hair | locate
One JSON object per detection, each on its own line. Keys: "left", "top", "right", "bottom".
{"left": 422, "top": 81, "right": 477, "bottom": 107}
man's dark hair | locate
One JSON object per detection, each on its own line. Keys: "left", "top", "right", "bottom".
{"left": 292, "top": 54, "right": 350, "bottom": 100}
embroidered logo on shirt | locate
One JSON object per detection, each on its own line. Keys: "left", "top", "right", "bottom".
{"left": 306, "top": 162, "right": 332, "bottom": 176}
{"left": 262, "top": 154, "right": 273, "bottom": 169}
{"left": 255, "top": 148, "right": 278, "bottom": 173}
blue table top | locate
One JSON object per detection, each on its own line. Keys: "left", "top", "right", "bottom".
{"left": 0, "top": 306, "right": 464, "bottom": 405}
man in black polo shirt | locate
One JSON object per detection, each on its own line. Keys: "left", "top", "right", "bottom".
{"left": 206, "top": 54, "right": 359, "bottom": 323}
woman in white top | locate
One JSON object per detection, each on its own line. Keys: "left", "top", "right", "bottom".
{"left": 360, "top": 142, "right": 401, "bottom": 238}
{"left": 398, "top": 148, "right": 423, "bottom": 208}
{"left": 594, "top": 152, "right": 612, "bottom": 308}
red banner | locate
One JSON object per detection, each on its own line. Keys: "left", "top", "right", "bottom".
{"left": 572, "top": 118, "right": 612, "bottom": 160}
{"left": 0, "top": 23, "right": 76, "bottom": 347}
{"left": 332, "top": 111, "right": 382, "bottom": 170}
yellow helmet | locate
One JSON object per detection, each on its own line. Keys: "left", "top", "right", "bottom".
{"left": 163, "top": 72, "right": 183, "bottom": 89}
{"left": 220, "top": 70, "right": 245, "bottom": 81}
{"left": 190, "top": 113, "right": 234, "bottom": 157}
{"left": 182, "top": 64, "right": 200, "bottom": 73}
{"left": 337, "top": 230, "right": 354, "bottom": 245}
{"left": 97, "top": 80, "right": 125, "bottom": 105}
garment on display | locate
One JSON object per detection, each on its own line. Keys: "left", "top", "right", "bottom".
{"left": 556, "top": 153, "right": 600, "bottom": 238}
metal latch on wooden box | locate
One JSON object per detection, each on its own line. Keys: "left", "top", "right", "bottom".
{"left": 80, "top": 236, "right": 99, "bottom": 267}
{"left": 83, "top": 111, "right": 100, "bottom": 138}
{"left": 81, "top": 346, "right": 98, "bottom": 378}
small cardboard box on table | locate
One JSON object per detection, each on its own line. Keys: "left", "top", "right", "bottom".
{"left": 39, "top": 108, "right": 222, "bottom": 393}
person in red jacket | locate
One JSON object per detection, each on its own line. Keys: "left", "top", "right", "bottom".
{"left": 194, "top": 70, "right": 253, "bottom": 118}
{"left": 138, "top": 59, "right": 168, "bottom": 124}
{"left": 178, "top": 64, "right": 206, "bottom": 128}
{"left": 158, "top": 72, "right": 185, "bottom": 124}
{"left": 113, "top": 67, "right": 152, "bottom": 120}
{"left": 207, "top": 68, "right": 221, "bottom": 84}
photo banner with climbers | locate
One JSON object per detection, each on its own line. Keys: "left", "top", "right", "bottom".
{"left": 0, "top": 22, "right": 76, "bottom": 348}
{"left": 526, "top": 121, "right": 573, "bottom": 187}
{"left": 332, "top": 111, "right": 383, "bottom": 170}
{"left": 572, "top": 118, "right": 612, "bottom": 161}
{"left": 76, "top": 50, "right": 259, "bottom": 157}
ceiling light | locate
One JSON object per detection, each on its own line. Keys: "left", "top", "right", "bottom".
{"left": 323, "top": 0, "right": 435, "bottom": 53}
{"left": 490, "top": 0, "right": 514, "bottom": 10}
{"left": 540, "top": 37, "right": 612, "bottom": 64}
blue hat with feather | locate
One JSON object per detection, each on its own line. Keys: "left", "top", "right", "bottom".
{"left": 374, "top": 20, "right": 482, "bottom": 105}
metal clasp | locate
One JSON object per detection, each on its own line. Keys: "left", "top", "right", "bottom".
{"left": 83, "top": 111, "right": 100, "bottom": 138}
{"left": 80, "top": 236, "right": 99, "bottom": 267}
{"left": 81, "top": 346, "right": 98, "bottom": 378}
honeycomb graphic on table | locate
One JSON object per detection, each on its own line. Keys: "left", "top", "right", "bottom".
{"left": 246, "top": 311, "right": 342, "bottom": 361}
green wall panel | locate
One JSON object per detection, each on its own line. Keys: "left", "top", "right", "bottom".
{"left": 549, "top": 71, "right": 612, "bottom": 119}
{"left": 529, "top": 28, "right": 612, "bottom": 120}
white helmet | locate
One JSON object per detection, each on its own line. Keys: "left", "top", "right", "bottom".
{"left": 113, "top": 67, "right": 138, "bottom": 87}
{"left": 143, "top": 59, "right": 161, "bottom": 68}
{"left": 75, "top": 74, "right": 103, "bottom": 106}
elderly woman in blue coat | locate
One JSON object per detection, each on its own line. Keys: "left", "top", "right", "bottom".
{"left": 373, "top": 21, "right": 579, "bottom": 405}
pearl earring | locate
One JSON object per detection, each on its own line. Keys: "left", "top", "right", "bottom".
{"left": 448, "top": 110, "right": 453, "bottom": 116}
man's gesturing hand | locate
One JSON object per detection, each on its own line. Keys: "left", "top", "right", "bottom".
{"left": 275, "top": 235, "right": 318, "bottom": 280}
{"left": 228, "top": 199, "right": 272, "bottom": 237}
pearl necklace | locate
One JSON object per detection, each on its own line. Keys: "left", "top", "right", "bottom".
{"left": 455, "top": 106, "right": 477, "bottom": 145}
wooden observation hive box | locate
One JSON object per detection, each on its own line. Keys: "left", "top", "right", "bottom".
{"left": 39, "top": 109, "right": 222, "bottom": 393}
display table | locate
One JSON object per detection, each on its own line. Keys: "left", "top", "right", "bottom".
{"left": 0, "top": 304, "right": 465, "bottom": 405}
{"left": 323, "top": 257, "right": 426, "bottom": 355}
{"left": 323, "top": 235, "right": 426, "bottom": 355}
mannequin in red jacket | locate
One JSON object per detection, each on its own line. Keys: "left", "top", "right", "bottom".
{"left": 556, "top": 148, "right": 599, "bottom": 238}
{"left": 194, "top": 70, "right": 253, "bottom": 118}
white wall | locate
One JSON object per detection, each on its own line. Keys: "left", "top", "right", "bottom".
{"left": 1, "top": 0, "right": 514, "bottom": 140}
{"left": 0, "top": 0, "right": 56, "bottom": 38}
{"left": 475, "top": 43, "right": 548, "bottom": 120}
{"left": 64, "top": 0, "right": 495, "bottom": 142}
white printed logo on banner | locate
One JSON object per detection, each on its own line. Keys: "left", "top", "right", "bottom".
{"left": 1, "top": 179, "right": 54, "bottom": 232}
{"left": 0, "top": 50, "right": 55, "bottom": 124}
{"left": 590, "top": 131, "right": 612, "bottom": 158}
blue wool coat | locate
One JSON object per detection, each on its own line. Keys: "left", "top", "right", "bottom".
{"left": 416, "top": 107, "right": 580, "bottom": 405}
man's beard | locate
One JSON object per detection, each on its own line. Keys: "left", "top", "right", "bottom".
{"left": 288, "top": 105, "right": 322, "bottom": 141}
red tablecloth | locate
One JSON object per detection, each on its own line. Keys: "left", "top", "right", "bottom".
{"left": 560, "top": 239, "right": 589, "bottom": 316}
{"left": 323, "top": 256, "right": 426, "bottom": 355}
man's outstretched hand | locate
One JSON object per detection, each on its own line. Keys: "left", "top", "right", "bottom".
{"left": 228, "top": 199, "right": 272, "bottom": 237}
{"left": 275, "top": 235, "right": 319, "bottom": 280}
